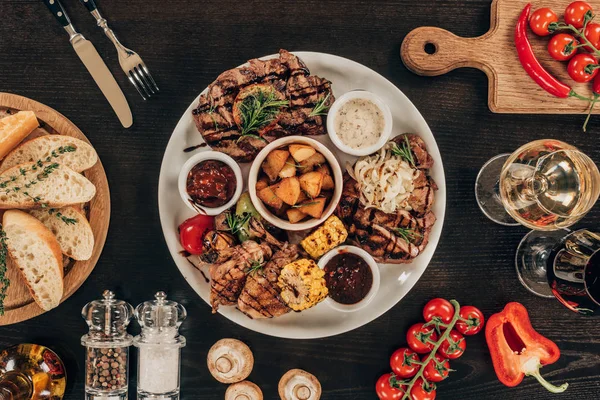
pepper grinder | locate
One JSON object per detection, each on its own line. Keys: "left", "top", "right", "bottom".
{"left": 81, "top": 290, "right": 134, "bottom": 400}
{"left": 134, "top": 291, "right": 187, "bottom": 400}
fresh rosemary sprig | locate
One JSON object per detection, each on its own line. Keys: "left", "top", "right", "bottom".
{"left": 292, "top": 201, "right": 319, "bottom": 208}
{"left": 393, "top": 227, "right": 421, "bottom": 243}
{"left": 207, "top": 94, "right": 220, "bottom": 131}
{"left": 0, "top": 227, "right": 10, "bottom": 316}
{"left": 225, "top": 211, "right": 252, "bottom": 235}
{"left": 245, "top": 258, "right": 265, "bottom": 276}
{"left": 238, "top": 89, "right": 288, "bottom": 138}
{"left": 391, "top": 136, "right": 415, "bottom": 167}
{"left": 309, "top": 93, "right": 331, "bottom": 117}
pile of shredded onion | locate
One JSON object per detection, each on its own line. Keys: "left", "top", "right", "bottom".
{"left": 347, "top": 143, "right": 417, "bottom": 213}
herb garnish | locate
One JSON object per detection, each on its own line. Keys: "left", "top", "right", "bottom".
{"left": 237, "top": 89, "right": 288, "bottom": 141}
{"left": 0, "top": 227, "right": 9, "bottom": 316}
{"left": 393, "top": 227, "right": 421, "bottom": 243}
{"left": 246, "top": 258, "right": 265, "bottom": 276}
{"left": 207, "top": 94, "right": 219, "bottom": 131}
{"left": 309, "top": 93, "right": 331, "bottom": 117}
{"left": 292, "top": 201, "right": 319, "bottom": 208}
{"left": 225, "top": 212, "right": 252, "bottom": 235}
{"left": 391, "top": 136, "right": 415, "bottom": 167}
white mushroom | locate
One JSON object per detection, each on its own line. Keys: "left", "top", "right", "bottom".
{"left": 225, "top": 381, "right": 264, "bottom": 400}
{"left": 207, "top": 338, "right": 254, "bottom": 384}
{"left": 278, "top": 369, "right": 322, "bottom": 400}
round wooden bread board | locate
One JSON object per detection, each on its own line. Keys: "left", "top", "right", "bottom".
{"left": 0, "top": 92, "right": 110, "bottom": 325}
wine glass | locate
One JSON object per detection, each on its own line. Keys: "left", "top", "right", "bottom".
{"left": 475, "top": 139, "right": 600, "bottom": 230}
{"left": 0, "top": 344, "right": 66, "bottom": 399}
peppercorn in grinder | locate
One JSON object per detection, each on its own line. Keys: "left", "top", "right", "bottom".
{"left": 82, "top": 290, "right": 134, "bottom": 400}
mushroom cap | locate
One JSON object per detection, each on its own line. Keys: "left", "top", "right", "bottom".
{"left": 225, "top": 381, "right": 264, "bottom": 400}
{"left": 278, "top": 369, "right": 322, "bottom": 400}
{"left": 207, "top": 338, "right": 254, "bottom": 383}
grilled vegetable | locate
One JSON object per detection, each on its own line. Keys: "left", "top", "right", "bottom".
{"left": 234, "top": 192, "right": 260, "bottom": 242}
{"left": 301, "top": 215, "right": 348, "bottom": 258}
{"left": 278, "top": 259, "right": 328, "bottom": 311}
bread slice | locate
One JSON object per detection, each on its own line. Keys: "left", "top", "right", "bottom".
{"left": 30, "top": 206, "right": 94, "bottom": 261}
{"left": 0, "top": 163, "right": 96, "bottom": 209}
{"left": 0, "top": 111, "right": 39, "bottom": 159}
{"left": 0, "top": 135, "right": 98, "bottom": 173}
{"left": 3, "top": 210, "right": 64, "bottom": 311}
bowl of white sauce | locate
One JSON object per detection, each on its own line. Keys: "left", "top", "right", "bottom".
{"left": 327, "top": 90, "right": 393, "bottom": 156}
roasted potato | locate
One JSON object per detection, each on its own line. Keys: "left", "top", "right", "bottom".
{"left": 295, "top": 197, "right": 326, "bottom": 219}
{"left": 279, "top": 158, "right": 297, "bottom": 178}
{"left": 263, "top": 149, "right": 289, "bottom": 181}
{"left": 256, "top": 176, "right": 269, "bottom": 192}
{"left": 287, "top": 208, "right": 308, "bottom": 223}
{"left": 258, "top": 185, "right": 283, "bottom": 209}
{"left": 321, "top": 174, "right": 334, "bottom": 191}
{"left": 299, "top": 171, "right": 324, "bottom": 198}
{"left": 289, "top": 144, "right": 316, "bottom": 162}
{"left": 275, "top": 177, "right": 301, "bottom": 206}
{"left": 299, "top": 152, "right": 326, "bottom": 172}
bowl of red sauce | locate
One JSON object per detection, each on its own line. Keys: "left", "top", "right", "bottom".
{"left": 317, "top": 245, "right": 380, "bottom": 312}
{"left": 178, "top": 151, "right": 243, "bottom": 215}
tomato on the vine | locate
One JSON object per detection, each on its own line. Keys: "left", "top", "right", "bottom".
{"left": 178, "top": 214, "right": 214, "bottom": 254}
{"left": 407, "top": 323, "right": 439, "bottom": 354}
{"left": 422, "top": 298, "right": 454, "bottom": 325}
{"left": 584, "top": 23, "right": 600, "bottom": 52}
{"left": 548, "top": 33, "right": 578, "bottom": 61}
{"left": 529, "top": 8, "right": 558, "bottom": 36}
{"left": 390, "top": 347, "right": 420, "bottom": 378}
{"left": 376, "top": 373, "right": 405, "bottom": 400}
{"left": 455, "top": 306, "right": 485, "bottom": 335}
{"left": 565, "top": 1, "right": 593, "bottom": 29}
{"left": 423, "top": 354, "right": 451, "bottom": 383}
{"left": 568, "top": 53, "right": 599, "bottom": 83}
{"left": 438, "top": 330, "right": 466, "bottom": 360}
{"left": 409, "top": 378, "right": 437, "bottom": 400}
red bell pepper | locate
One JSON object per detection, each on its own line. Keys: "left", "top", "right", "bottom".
{"left": 485, "top": 302, "right": 568, "bottom": 393}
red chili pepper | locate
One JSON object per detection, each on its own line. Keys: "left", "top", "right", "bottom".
{"left": 485, "top": 302, "right": 568, "bottom": 393}
{"left": 515, "top": 4, "right": 573, "bottom": 98}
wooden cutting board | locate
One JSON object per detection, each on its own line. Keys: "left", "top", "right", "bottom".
{"left": 0, "top": 93, "right": 110, "bottom": 325}
{"left": 401, "top": 0, "right": 600, "bottom": 113}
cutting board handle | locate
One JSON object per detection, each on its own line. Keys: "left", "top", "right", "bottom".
{"left": 401, "top": 26, "right": 493, "bottom": 77}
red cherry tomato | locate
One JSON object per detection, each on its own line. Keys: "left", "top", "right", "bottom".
{"left": 406, "top": 323, "right": 438, "bottom": 354}
{"left": 409, "top": 378, "right": 437, "bottom": 400}
{"left": 376, "top": 373, "right": 405, "bottom": 400}
{"left": 565, "top": 1, "right": 593, "bottom": 29}
{"left": 548, "top": 33, "right": 579, "bottom": 61}
{"left": 455, "top": 306, "right": 485, "bottom": 335}
{"left": 423, "top": 354, "right": 451, "bottom": 383}
{"left": 529, "top": 8, "right": 558, "bottom": 36}
{"left": 422, "top": 298, "right": 454, "bottom": 325}
{"left": 568, "top": 53, "right": 599, "bottom": 82}
{"left": 390, "top": 348, "right": 420, "bottom": 378}
{"left": 438, "top": 330, "right": 466, "bottom": 359}
{"left": 178, "top": 214, "right": 214, "bottom": 254}
{"left": 584, "top": 23, "right": 600, "bottom": 52}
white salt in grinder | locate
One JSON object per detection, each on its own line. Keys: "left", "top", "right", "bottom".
{"left": 133, "top": 291, "right": 187, "bottom": 400}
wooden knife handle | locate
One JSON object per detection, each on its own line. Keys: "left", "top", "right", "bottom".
{"left": 401, "top": 27, "right": 491, "bottom": 77}
{"left": 42, "top": 0, "right": 72, "bottom": 27}
{"left": 79, "top": 0, "right": 98, "bottom": 12}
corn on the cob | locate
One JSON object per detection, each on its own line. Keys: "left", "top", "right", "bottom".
{"left": 278, "top": 259, "right": 328, "bottom": 311}
{"left": 301, "top": 215, "right": 348, "bottom": 259}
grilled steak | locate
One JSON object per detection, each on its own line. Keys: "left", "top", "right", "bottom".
{"left": 192, "top": 49, "right": 334, "bottom": 162}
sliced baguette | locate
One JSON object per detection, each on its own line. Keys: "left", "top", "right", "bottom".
{"left": 0, "top": 163, "right": 96, "bottom": 209}
{"left": 0, "top": 135, "right": 98, "bottom": 173}
{"left": 30, "top": 206, "right": 94, "bottom": 261}
{"left": 0, "top": 111, "right": 39, "bottom": 159}
{"left": 3, "top": 210, "right": 64, "bottom": 311}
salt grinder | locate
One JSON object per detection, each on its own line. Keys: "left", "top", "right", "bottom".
{"left": 81, "top": 290, "right": 135, "bottom": 400}
{"left": 134, "top": 291, "right": 187, "bottom": 400}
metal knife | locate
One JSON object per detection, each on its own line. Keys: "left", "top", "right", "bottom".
{"left": 43, "top": 0, "right": 133, "bottom": 128}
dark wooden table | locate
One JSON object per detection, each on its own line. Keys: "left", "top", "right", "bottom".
{"left": 1, "top": 0, "right": 599, "bottom": 399}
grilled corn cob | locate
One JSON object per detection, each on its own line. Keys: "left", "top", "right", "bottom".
{"left": 278, "top": 259, "right": 328, "bottom": 311}
{"left": 301, "top": 215, "right": 348, "bottom": 259}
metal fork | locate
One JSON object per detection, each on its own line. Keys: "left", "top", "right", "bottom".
{"left": 78, "top": 0, "right": 159, "bottom": 100}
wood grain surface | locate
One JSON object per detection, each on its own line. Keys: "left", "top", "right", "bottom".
{"left": 0, "top": 0, "right": 599, "bottom": 399}
{"left": 401, "top": 0, "right": 600, "bottom": 113}
{"left": 0, "top": 93, "right": 111, "bottom": 325}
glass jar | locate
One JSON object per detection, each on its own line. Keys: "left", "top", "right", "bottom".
{"left": 81, "top": 290, "right": 134, "bottom": 400}
{"left": 134, "top": 291, "right": 186, "bottom": 400}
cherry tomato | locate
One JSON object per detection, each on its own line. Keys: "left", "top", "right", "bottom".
{"left": 438, "top": 330, "right": 466, "bottom": 360}
{"left": 568, "top": 53, "right": 599, "bottom": 82}
{"left": 376, "top": 373, "right": 405, "bottom": 400}
{"left": 548, "top": 33, "right": 579, "bottom": 61}
{"left": 529, "top": 8, "right": 558, "bottom": 36}
{"left": 423, "top": 354, "right": 451, "bottom": 383}
{"left": 390, "top": 348, "right": 420, "bottom": 378}
{"left": 565, "top": 1, "right": 593, "bottom": 29}
{"left": 178, "top": 214, "right": 214, "bottom": 254}
{"left": 455, "top": 305, "right": 485, "bottom": 335}
{"left": 584, "top": 23, "right": 600, "bottom": 52}
{"left": 422, "top": 298, "right": 454, "bottom": 325}
{"left": 409, "top": 378, "right": 436, "bottom": 400}
{"left": 407, "top": 323, "right": 438, "bottom": 354}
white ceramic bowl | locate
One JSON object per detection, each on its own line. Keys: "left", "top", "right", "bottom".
{"left": 178, "top": 151, "right": 243, "bottom": 216}
{"left": 326, "top": 90, "right": 393, "bottom": 156}
{"left": 317, "top": 245, "right": 381, "bottom": 312}
{"left": 248, "top": 136, "right": 343, "bottom": 231}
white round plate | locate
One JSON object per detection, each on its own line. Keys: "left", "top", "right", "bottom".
{"left": 158, "top": 52, "right": 446, "bottom": 339}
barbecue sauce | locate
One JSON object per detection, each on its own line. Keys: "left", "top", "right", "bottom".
{"left": 186, "top": 160, "right": 236, "bottom": 208}
{"left": 324, "top": 253, "right": 372, "bottom": 304}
